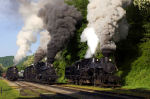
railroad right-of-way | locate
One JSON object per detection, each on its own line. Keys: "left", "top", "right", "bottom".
{"left": 14, "top": 81, "right": 145, "bottom": 99}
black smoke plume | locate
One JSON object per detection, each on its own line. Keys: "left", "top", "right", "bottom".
{"left": 34, "top": 47, "right": 46, "bottom": 63}
{"left": 34, "top": 30, "right": 50, "bottom": 63}
{"left": 39, "top": 0, "right": 82, "bottom": 64}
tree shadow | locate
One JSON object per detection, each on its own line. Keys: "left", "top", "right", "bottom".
{"left": 115, "top": 4, "right": 145, "bottom": 85}
{"left": 16, "top": 93, "right": 77, "bottom": 99}
{"left": 16, "top": 97, "right": 40, "bottom": 99}
{"left": 1, "top": 88, "right": 12, "bottom": 91}
{"left": 95, "top": 88, "right": 150, "bottom": 99}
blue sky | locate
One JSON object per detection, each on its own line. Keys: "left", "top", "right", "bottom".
{"left": 0, "top": 0, "right": 40, "bottom": 57}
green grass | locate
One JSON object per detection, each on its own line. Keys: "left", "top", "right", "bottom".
{"left": 0, "top": 79, "right": 42, "bottom": 99}
{"left": 64, "top": 84, "right": 150, "bottom": 98}
{"left": 123, "top": 40, "right": 150, "bottom": 89}
{"left": 0, "top": 79, "right": 20, "bottom": 99}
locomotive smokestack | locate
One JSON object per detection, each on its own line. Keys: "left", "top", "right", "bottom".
{"left": 101, "top": 49, "right": 114, "bottom": 57}
{"left": 34, "top": 47, "right": 46, "bottom": 64}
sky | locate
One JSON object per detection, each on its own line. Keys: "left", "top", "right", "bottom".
{"left": 0, "top": 0, "right": 40, "bottom": 57}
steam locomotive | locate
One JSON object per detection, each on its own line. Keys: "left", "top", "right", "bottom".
{"left": 24, "top": 62, "right": 57, "bottom": 84}
{"left": 65, "top": 57, "right": 120, "bottom": 87}
{"left": 6, "top": 49, "right": 120, "bottom": 87}
{"left": 6, "top": 66, "right": 18, "bottom": 81}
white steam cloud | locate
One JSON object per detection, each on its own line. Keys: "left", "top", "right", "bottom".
{"left": 39, "top": 30, "right": 51, "bottom": 52}
{"left": 14, "top": 0, "right": 50, "bottom": 64}
{"left": 81, "top": 0, "right": 132, "bottom": 58}
{"left": 81, "top": 28, "right": 99, "bottom": 58}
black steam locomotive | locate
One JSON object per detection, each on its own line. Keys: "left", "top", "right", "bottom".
{"left": 65, "top": 57, "right": 120, "bottom": 87}
{"left": 6, "top": 66, "right": 18, "bottom": 81}
{"left": 6, "top": 49, "right": 120, "bottom": 87}
{"left": 24, "top": 62, "right": 57, "bottom": 84}
{"left": 65, "top": 49, "right": 120, "bottom": 87}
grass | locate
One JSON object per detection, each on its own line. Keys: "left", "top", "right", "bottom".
{"left": 64, "top": 84, "right": 150, "bottom": 98}
{"left": 0, "top": 79, "right": 43, "bottom": 99}
{"left": 0, "top": 79, "right": 20, "bottom": 99}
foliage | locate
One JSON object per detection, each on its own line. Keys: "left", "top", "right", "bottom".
{"left": 134, "top": 0, "right": 150, "bottom": 17}
{"left": 0, "top": 56, "right": 28, "bottom": 71}
{"left": 124, "top": 40, "right": 150, "bottom": 88}
{"left": 115, "top": 1, "right": 150, "bottom": 89}
{"left": 0, "top": 56, "right": 14, "bottom": 67}
{"left": 15, "top": 55, "right": 34, "bottom": 71}
{"left": 0, "top": 64, "right": 4, "bottom": 76}
{"left": 53, "top": 59, "right": 67, "bottom": 83}
{"left": 22, "top": 55, "right": 34, "bottom": 67}
{"left": 66, "top": 0, "right": 88, "bottom": 19}
{"left": 134, "top": 0, "right": 150, "bottom": 10}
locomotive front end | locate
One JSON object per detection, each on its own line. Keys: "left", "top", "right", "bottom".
{"left": 101, "top": 49, "right": 118, "bottom": 74}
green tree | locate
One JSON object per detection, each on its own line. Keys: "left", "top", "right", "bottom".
{"left": 23, "top": 55, "right": 34, "bottom": 67}
{"left": 0, "top": 56, "right": 14, "bottom": 67}
{"left": 0, "top": 64, "right": 4, "bottom": 76}
{"left": 15, "top": 55, "right": 34, "bottom": 71}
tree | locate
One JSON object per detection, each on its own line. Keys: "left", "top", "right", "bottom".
{"left": 23, "top": 55, "right": 34, "bottom": 67}
{"left": 0, "top": 64, "right": 4, "bottom": 76}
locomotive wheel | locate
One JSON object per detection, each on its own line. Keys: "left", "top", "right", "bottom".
{"left": 79, "top": 79, "right": 83, "bottom": 85}
{"left": 75, "top": 79, "right": 78, "bottom": 85}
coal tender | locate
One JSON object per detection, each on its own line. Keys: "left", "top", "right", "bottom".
{"left": 65, "top": 49, "right": 120, "bottom": 87}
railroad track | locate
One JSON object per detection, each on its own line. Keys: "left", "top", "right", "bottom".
{"left": 14, "top": 81, "right": 145, "bottom": 99}
{"left": 15, "top": 81, "right": 76, "bottom": 99}
{"left": 15, "top": 81, "right": 45, "bottom": 94}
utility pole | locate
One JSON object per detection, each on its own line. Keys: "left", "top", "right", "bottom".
{"left": 1, "top": 87, "right": 2, "bottom": 96}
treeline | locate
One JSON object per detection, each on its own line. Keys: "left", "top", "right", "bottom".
{"left": 0, "top": 56, "right": 28, "bottom": 76}
{"left": 0, "top": 56, "right": 14, "bottom": 67}
{"left": 0, "top": 56, "right": 14, "bottom": 76}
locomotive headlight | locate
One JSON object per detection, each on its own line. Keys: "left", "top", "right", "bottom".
{"left": 109, "top": 59, "right": 112, "bottom": 62}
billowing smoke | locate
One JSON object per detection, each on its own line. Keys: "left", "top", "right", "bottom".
{"left": 39, "top": 0, "right": 82, "bottom": 64}
{"left": 34, "top": 30, "right": 51, "bottom": 63}
{"left": 81, "top": 0, "right": 132, "bottom": 58}
{"left": 13, "top": 0, "right": 50, "bottom": 64}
